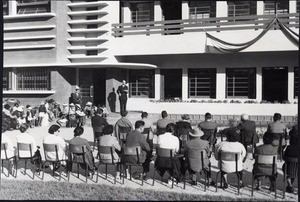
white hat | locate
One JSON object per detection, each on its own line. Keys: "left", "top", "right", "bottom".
{"left": 16, "top": 106, "right": 24, "bottom": 112}
{"left": 28, "top": 107, "right": 32, "bottom": 110}
{"left": 189, "top": 127, "right": 204, "bottom": 137}
{"left": 62, "top": 104, "right": 68, "bottom": 106}
{"left": 40, "top": 101, "right": 45, "bottom": 105}
{"left": 75, "top": 85, "right": 80, "bottom": 90}
{"left": 86, "top": 102, "right": 92, "bottom": 106}
{"left": 69, "top": 103, "right": 75, "bottom": 107}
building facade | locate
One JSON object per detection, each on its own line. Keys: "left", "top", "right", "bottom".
{"left": 3, "top": 0, "right": 299, "bottom": 116}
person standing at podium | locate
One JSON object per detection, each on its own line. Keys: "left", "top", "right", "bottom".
{"left": 117, "top": 80, "right": 128, "bottom": 113}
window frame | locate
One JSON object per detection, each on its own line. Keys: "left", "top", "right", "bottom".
{"left": 129, "top": 69, "right": 154, "bottom": 98}
{"left": 189, "top": 1, "right": 216, "bottom": 20}
{"left": 16, "top": 0, "right": 51, "bottom": 15}
{"left": 227, "top": 1, "right": 257, "bottom": 21}
{"left": 130, "top": 2, "right": 154, "bottom": 23}
{"left": 16, "top": 68, "right": 51, "bottom": 91}
{"left": 264, "top": 0, "right": 289, "bottom": 15}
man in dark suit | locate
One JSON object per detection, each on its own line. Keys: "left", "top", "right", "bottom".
{"left": 91, "top": 108, "right": 109, "bottom": 138}
{"left": 117, "top": 80, "right": 128, "bottom": 113}
{"left": 71, "top": 86, "right": 82, "bottom": 106}
{"left": 238, "top": 114, "right": 258, "bottom": 148}
{"left": 198, "top": 113, "right": 218, "bottom": 146}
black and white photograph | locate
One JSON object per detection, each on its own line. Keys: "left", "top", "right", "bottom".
{"left": 1, "top": 0, "right": 299, "bottom": 201}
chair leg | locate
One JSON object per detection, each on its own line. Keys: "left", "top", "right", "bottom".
{"left": 32, "top": 161, "right": 36, "bottom": 180}
{"left": 237, "top": 173, "right": 240, "bottom": 195}
{"left": 274, "top": 179, "right": 277, "bottom": 199}
{"left": 15, "top": 160, "right": 19, "bottom": 178}
{"left": 42, "top": 162, "right": 46, "bottom": 180}
{"left": 59, "top": 162, "right": 62, "bottom": 181}
{"left": 105, "top": 164, "right": 108, "bottom": 179}
{"left": 183, "top": 170, "right": 186, "bottom": 189}
{"left": 114, "top": 164, "right": 117, "bottom": 184}
{"left": 204, "top": 172, "right": 207, "bottom": 192}
{"left": 96, "top": 163, "right": 100, "bottom": 183}
{"left": 283, "top": 171, "right": 286, "bottom": 199}
{"left": 24, "top": 161, "right": 27, "bottom": 175}
{"left": 52, "top": 162, "right": 55, "bottom": 177}
{"left": 122, "top": 164, "right": 125, "bottom": 185}
{"left": 251, "top": 177, "right": 254, "bottom": 197}
{"left": 77, "top": 163, "right": 79, "bottom": 178}
{"left": 1, "top": 160, "right": 3, "bottom": 174}
{"left": 85, "top": 164, "right": 88, "bottom": 183}
{"left": 141, "top": 170, "right": 144, "bottom": 186}
{"left": 216, "top": 171, "right": 220, "bottom": 193}
{"left": 152, "top": 168, "right": 156, "bottom": 186}
{"left": 171, "top": 171, "right": 175, "bottom": 189}
{"left": 129, "top": 166, "right": 132, "bottom": 181}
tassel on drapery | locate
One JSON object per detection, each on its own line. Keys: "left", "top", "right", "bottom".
{"left": 205, "top": 17, "right": 298, "bottom": 54}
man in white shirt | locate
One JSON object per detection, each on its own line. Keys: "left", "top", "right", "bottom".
{"left": 43, "top": 124, "right": 68, "bottom": 169}
{"left": 157, "top": 124, "right": 180, "bottom": 153}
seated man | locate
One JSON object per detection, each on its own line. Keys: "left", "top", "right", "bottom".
{"left": 252, "top": 132, "right": 277, "bottom": 191}
{"left": 238, "top": 114, "right": 258, "bottom": 148}
{"left": 267, "top": 113, "right": 288, "bottom": 146}
{"left": 91, "top": 108, "right": 109, "bottom": 138}
{"left": 16, "top": 124, "right": 42, "bottom": 172}
{"left": 185, "top": 127, "right": 214, "bottom": 186}
{"left": 123, "top": 121, "right": 150, "bottom": 180}
{"left": 176, "top": 114, "right": 192, "bottom": 149}
{"left": 156, "top": 110, "right": 174, "bottom": 136}
{"left": 43, "top": 124, "right": 68, "bottom": 170}
{"left": 156, "top": 123, "right": 184, "bottom": 184}
{"left": 215, "top": 128, "right": 246, "bottom": 189}
{"left": 115, "top": 110, "right": 133, "bottom": 142}
{"left": 198, "top": 112, "right": 218, "bottom": 146}
{"left": 282, "top": 130, "right": 298, "bottom": 193}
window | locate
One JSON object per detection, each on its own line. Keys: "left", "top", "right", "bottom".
{"left": 17, "top": 0, "right": 50, "bottom": 14}
{"left": 16, "top": 68, "right": 51, "bottom": 90}
{"left": 3, "top": 0, "right": 8, "bottom": 15}
{"left": 130, "top": 2, "right": 154, "bottom": 23}
{"left": 129, "top": 70, "right": 154, "bottom": 98}
{"left": 188, "top": 68, "right": 216, "bottom": 98}
{"left": 264, "top": 1, "right": 289, "bottom": 14}
{"left": 86, "top": 50, "right": 98, "bottom": 55}
{"left": 189, "top": 1, "right": 216, "bottom": 19}
{"left": 228, "top": 1, "right": 257, "bottom": 21}
{"left": 3, "top": 68, "right": 11, "bottom": 91}
{"left": 295, "top": 67, "right": 298, "bottom": 98}
{"left": 226, "top": 68, "right": 256, "bottom": 98}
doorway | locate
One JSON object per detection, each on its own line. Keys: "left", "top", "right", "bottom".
{"left": 93, "top": 69, "right": 106, "bottom": 106}
{"left": 161, "top": 0, "right": 182, "bottom": 34}
{"left": 262, "top": 67, "right": 288, "bottom": 102}
{"left": 161, "top": 69, "right": 182, "bottom": 99}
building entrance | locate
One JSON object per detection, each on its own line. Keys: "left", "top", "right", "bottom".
{"left": 161, "top": 0, "right": 182, "bottom": 34}
{"left": 161, "top": 69, "right": 182, "bottom": 99}
{"left": 79, "top": 69, "right": 106, "bottom": 106}
{"left": 262, "top": 67, "right": 288, "bottom": 102}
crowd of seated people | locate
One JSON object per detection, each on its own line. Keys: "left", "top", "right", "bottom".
{"left": 1, "top": 109, "right": 297, "bottom": 195}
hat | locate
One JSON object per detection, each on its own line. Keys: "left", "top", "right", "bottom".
{"left": 75, "top": 85, "right": 80, "bottom": 90}
{"left": 69, "top": 103, "right": 75, "bottom": 107}
{"left": 16, "top": 106, "right": 24, "bottom": 112}
{"left": 28, "top": 107, "right": 32, "bottom": 110}
{"left": 40, "top": 101, "right": 45, "bottom": 105}
{"left": 189, "top": 127, "right": 204, "bottom": 137}
{"left": 86, "top": 102, "right": 92, "bottom": 106}
{"left": 182, "top": 114, "right": 190, "bottom": 120}
{"left": 76, "top": 104, "right": 81, "bottom": 108}
{"left": 62, "top": 104, "right": 68, "bottom": 106}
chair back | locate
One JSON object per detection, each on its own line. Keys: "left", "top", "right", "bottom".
{"left": 43, "top": 143, "right": 59, "bottom": 161}
{"left": 98, "top": 145, "right": 115, "bottom": 164}
{"left": 17, "top": 143, "right": 33, "bottom": 158}
{"left": 157, "top": 148, "right": 175, "bottom": 158}
{"left": 219, "top": 151, "right": 240, "bottom": 161}
{"left": 187, "top": 149, "right": 207, "bottom": 172}
{"left": 69, "top": 144, "right": 87, "bottom": 154}
{"left": 284, "top": 157, "right": 298, "bottom": 177}
{"left": 124, "top": 146, "right": 141, "bottom": 164}
{"left": 156, "top": 127, "right": 166, "bottom": 136}
{"left": 257, "top": 154, "right": 277, "bottom": 165}
{"left": 1, "top": 143, "right": 8, "bottom": 159}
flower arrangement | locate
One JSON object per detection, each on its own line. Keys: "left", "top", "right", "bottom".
{"left": 149, "top": 99, "right": 295, "bottom": 104}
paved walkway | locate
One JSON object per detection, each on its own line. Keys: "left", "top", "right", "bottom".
{"left": 1, "top": 112, "right": 298, "bottom": 201}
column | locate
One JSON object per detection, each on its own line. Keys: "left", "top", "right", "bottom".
{"left": 216, "top": 67, "right": 226, "bottom": 100}
{"left": 155, "top": 68, "right": 161, "bottom": 100}
{"left": 216, "top": 1, "right": 228, "bottom": 18}
{"left": 182, "top": 1, "right": 189, "bottom": 20}
{"left": 154, "top": 1, "right": 162, "bottom": 21}
{"left": 10, "top": 0, "right": 17, "bottom": 15}
{"left": 289, "top": 0, "right": 297, "bottom": 13}
{"left": 256, "top": 67, "right": 262, "bottom": 102}
{"left": 11, "top": 68, "right": 17, "bottom": 90}
{"left": 182, "top": 68, "right": 188, "bottom": 100}
{"left": 257, "top": 1, "right": 264, "bottom": 15}
{"left": 122, "top": 2, "right": 131, "bottom": 23}
{"left": 288, "top": 66, "right": 295, "bottom": 102}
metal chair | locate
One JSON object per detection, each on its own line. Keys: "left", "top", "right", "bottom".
{"left": 42, "top": 143, "right": 68, "bottom": 181}
{"left": 16, "top": 143, "right": 41, "bottom": 179}
{"left": 68, "top": 144, "right": 90, "bottom": 183}
{"left": 251, "top": 154, "right": 277, "bottom": 198}
{"left": 1, "top": 143, "right": 16, "bottom": 177}
{"left": 184, "top": 149, "right": 211, "bottom": 191}
{"left": 242, "top": 134, "right": 257, "bottom": 157}
{"left": 215, "top": 151, "right": 242, "bottom": 195}
{"left": 152, "top": 148, "right": 176, "bottom": 188}
{"left": 92, "top": 125, "right": 105, "bottom": 151}
{"left": 118, "top": 126, "right": 131, "bottom": 146}
{"left": 96, "top": 145, "right": 120, "bottom": 184}
{"left": 283, "top": 157, "right": 298, "bottom": 199}
{"left": 271, "top": 133, "right": 285, "bottom": 161}
{"left": 122, "top": 146, "right": 144, "bottom": 185}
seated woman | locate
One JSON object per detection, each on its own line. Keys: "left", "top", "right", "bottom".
{"left": 67, "top": 103, "right": 77, "bottom": 128}
{"left": 155, "top": 123, "right": 184, "bottom": 184}
{"left": 68, "top": 126, "right": 96, "bottom": 176}
{"left": 282, "top": 129, "right": 298, "bottom": 193}
{"left": 252, "top": 132, "right": 277, "bottom": 191}
{"left": 215, "top": 128, "right": 246, "bottom": 189}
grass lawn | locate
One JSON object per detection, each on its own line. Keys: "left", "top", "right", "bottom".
{"left": 0, "top": 180, "right": 275, "bottom": 201}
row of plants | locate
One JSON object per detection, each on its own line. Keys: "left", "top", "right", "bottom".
{"left": 149, "top": 99, "right": 297, "bottom": 104}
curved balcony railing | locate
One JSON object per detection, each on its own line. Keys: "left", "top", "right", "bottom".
{"left": 112, "top": 13, "right": 299, "bottom": 37}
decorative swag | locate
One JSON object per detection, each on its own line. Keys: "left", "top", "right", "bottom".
{"left": 205, "top": 18, "right": 299, "bottom": 53}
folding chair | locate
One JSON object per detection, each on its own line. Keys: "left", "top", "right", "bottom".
{"left": 283, "top": 157, "right": 298, "bottom": 199}
{"left": 1, "top": 143, "right": 16, "bottom": 177}
{"left": 96, "top": 145, "right": 120, "bottom": 184}
{"left": 92, "top": 125, "right": 105, "bottom": 151}
{"left": 68, "top": 144, "right": 90, "bottom": 183}
{"left": 16, "top": 143, "right": 41, "bottom": 179}
{"left": 122, "top": 146, "right": 144, "bottom": 185}
{"left": 215, "top": 151, "right": 242, "bottom": 195}
{"left": 118, "top": 126, "right": 131, "bottom": 146}
{"left": 184, "top": 149, "right": 211, "bottom": 191}
{"left": 251, "top": 154, "right": 277, "bottom": 198}
{"left": 152, "top": 148, "right": 176, "bottom": 188}
{"left": 42, "top": 143, "right": 68, "bottom": 181}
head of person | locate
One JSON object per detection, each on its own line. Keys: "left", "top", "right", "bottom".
{"left": 135, "top": 120, "right": 145, "bottom": 132}
{"left": 228, "top": 117, "right": 239, "bottom": 128}
{"left": 75, "top": 86, "right": 80, "bottom": 92}
{"left": 96, "top": 108, "right": 103, "bottom": 115}
{"left": 241, "top": 114, "right": 249, "bottom": 122}
{"left": 40, "top": 101, "right": 45, "bottom": 106}
{"left": 273, "top": 113, "right": 282, "bottom": 122}
{"left": 161, "top": 110, "right": 168, "bottom": 119}
{"left": 121, "top": 110, "right": 128, "bottom": 117}
{"left": 48, "top": 124, "right": 60, "bottom": 135}
{"left": 166, "top": 123, "right": 176, "bottom": 134}
{"left": 226, "top": 128, "right": 240, "bottom": 142}
{"left": 4, "top": 104, "right": 11, "bottom": 110}
{"left": 182, "top": 114, "right": 190, "bottom": 121}
{"left": 205, "top": 112, "right": 212, "bottom": 121}
{"left": 141, "top": 112, "right": 148, "bottom": 119}
{"left": 122, "top": 80, "right": 126, "bottom": 85}
{"left": 14, "top": 103, "right": 19, "bottom": 107}
{"left": 263, "top": 132, "right": 274, "bottom": 145}
{"left": 70, "top": 103, "right": 75, "bottom": 108}
{"left": 74, "top": 126, "right": 84, "bottom": 137}
{"left": 189, "top": 127, "right": 204, "bottom": 139}
{"left": 26, "top": 105, "right": 31, "bottom": 109}
{"left": 86, "top": 102, "right": 92, "bottom": 107}
{"left": 102, "top": 125, "right": 114, "bottom": 135}
{"left": 19, "top": 124, "right": 28, "bottom": 133}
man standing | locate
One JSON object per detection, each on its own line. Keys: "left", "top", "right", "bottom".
{"left": 117, "top": 80, "right": 128, "bottom": 113}
{"left": 71, "top": 86, "right": 82, "bottom": 106}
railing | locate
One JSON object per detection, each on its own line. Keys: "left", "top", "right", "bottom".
{"left": 112, "top": 13, "right": 299, "bottom": 37}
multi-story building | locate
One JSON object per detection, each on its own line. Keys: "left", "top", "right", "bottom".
{"left": 3, "top": 0, "right": 299, "bottom": 118}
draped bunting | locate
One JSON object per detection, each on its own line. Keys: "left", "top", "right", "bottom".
{"left": 205, "top": 18, "right": 299, "bottom": 54}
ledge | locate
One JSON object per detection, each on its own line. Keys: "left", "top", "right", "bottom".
{"left": 67, "top": 46, "right": 107, "bottom": 51}
{"left": 67, "top": 2, "right": 108, "bottom": 8}
{"left": 68, "top": 37, "right": 108, "bottom": 42}
{"left": 67, "top": 28, "right": 108, "bottom": 33}
{"left": 3, "top": 90, "right": 56, "bottom": 95}
{"left": 68, "top": 55, "right": 108, "bottom": 59}
{"left": 4, "top": 25, "right": 55, "bottom": 32}
{"left": 68, "top": 19, "right": 108, "bottom": 25}
{"left": 3, "top": 13, "right": 55, "bottom": 20}
{"left": 4, "top": 35, "right": 56, "bottom": 42}
{"left": 4, "top": 44, "right": 55, "bottom": 50}
{"left": 67, "top": 10, "right": 107, "bottom": 16}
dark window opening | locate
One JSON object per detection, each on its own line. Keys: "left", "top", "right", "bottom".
{"left": 17, "top": 0, "right": 51, "bottom": 14}
{"left": 16, "top": 68, "right": 51, "bottom": 90}
{"left": 3, "top": 0, "right": 8, "bottom": 15}
{"left": 189, "top": 1, "right": 216, "bottom": 19}
{"left": 228, "top": 1, "right": 257, "bottom": 21}
{"left": 129, "top": 69, "right": 154, "bottom": 98}
{"left": 86, "top": 50, "right": 98, "bottom": 55}
{"left": 264, "top": 0, "right": 289, "bottom": 14}
{"left": 130, "top": 2, "right": 154, "bottom": 23}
